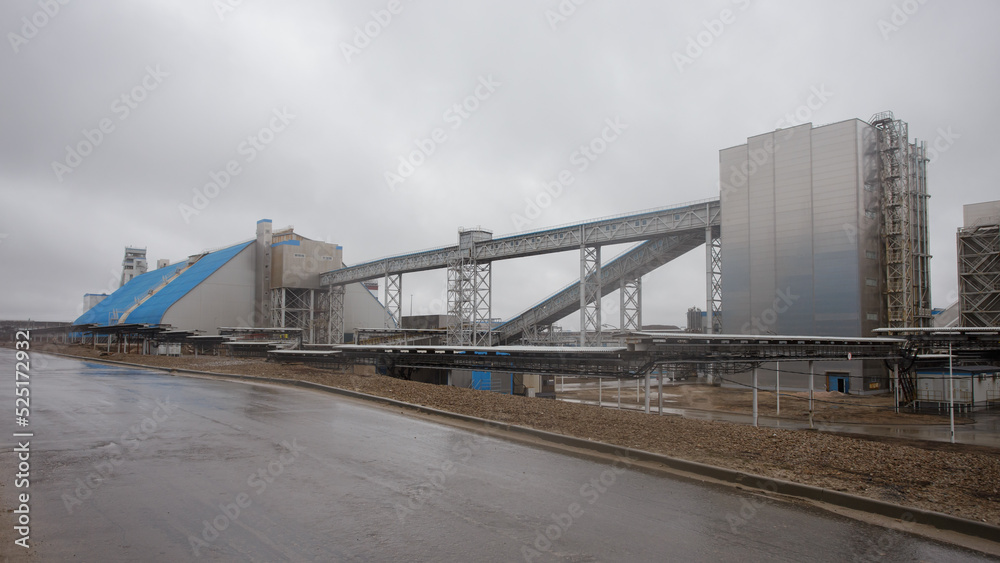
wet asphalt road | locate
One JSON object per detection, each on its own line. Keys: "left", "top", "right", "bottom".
{"left": 1, "top": 350, "right": 994, "bottom": 562}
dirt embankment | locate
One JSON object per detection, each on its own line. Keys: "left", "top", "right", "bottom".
{"left": 29, "top": 344, "right": 1000, "bottom": 527}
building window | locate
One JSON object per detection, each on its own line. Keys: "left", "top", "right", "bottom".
{"left": 866, "top": 313, "right": 879, "bottom": 321}
{"left": 864, "top": 210, "right": 877, "bottom": 220}
{"left": 865, "top": 250, "right": 877, "bottom": 260}
{"left": 865, "top": 278, "right": 878, "bottom": 287}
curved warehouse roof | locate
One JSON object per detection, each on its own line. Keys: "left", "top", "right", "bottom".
{"left": 75, "top": 241, "right": 251, "bottom": 327}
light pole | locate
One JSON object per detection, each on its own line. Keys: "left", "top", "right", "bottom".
{"left": 949, "top": 341, "right": 955, "bottom": 444}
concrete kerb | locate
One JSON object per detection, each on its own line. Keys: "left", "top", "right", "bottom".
{"left": 44, "top": 352, "right": 1000, "bottom": 546}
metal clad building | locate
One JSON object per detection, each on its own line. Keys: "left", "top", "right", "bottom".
{"left": 720, "top": 116, "right": 931, "bottom": 393}
{"left": 958, "top": 200, "right": 1000, "bottom": 327}
{"left": 75, "top": 221, "right": 387, "bottom": 342}
{"left": 721, "top": 120, "right": 883, "bottom": 337}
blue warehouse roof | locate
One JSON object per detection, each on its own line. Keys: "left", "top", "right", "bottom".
{"left": 75, "top": 241, "right": 251, "bottom": 327}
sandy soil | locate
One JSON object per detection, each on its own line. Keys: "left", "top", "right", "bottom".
{"left": 22, "top": 344, "right": 1000, "bottom": 527}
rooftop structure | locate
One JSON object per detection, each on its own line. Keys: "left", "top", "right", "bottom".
{"left": 120, "top": 246, "right": 147, "bottom": 287}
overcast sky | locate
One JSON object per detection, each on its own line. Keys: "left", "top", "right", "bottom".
{"left": 1, "top": 0, "right": 997, "bottom": 329}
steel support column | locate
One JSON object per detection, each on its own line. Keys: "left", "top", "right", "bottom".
{"left": 580, "top": 244, "right": 601, "bottom": 347}
{"left": 270, "top": 289, "right": 283, "bottom": 329}
{"left": 329, "top": 286, "right": 345, "bottom": 344}
{"left": 706, "top": 225, "right": 722, "bottom": 334}
{"left": 308, "top": 289, "right": 315, "bottom": 344}
{"left": 472, "top": 262, "right": 492, "bottom": 346}
{"left": 384, "top": 271, "right": 402, "bottom": 329}
{"left": 447, "top": 257, "right": 491, "bottom": 346}
{"left": 620, "top": 277, "right": 641, "bottom": 331}
{"left": 447, "top": 257, "right": 469, "bottom": 345}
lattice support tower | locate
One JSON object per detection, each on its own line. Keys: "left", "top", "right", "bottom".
{"left": 872, "top": 112, "right": 915, "bottom": 328}
{"left": 271, "top": 287, "right": 324, "bottom": 343}
{"left": 447, "top": 254, "right": 491, "bottom": 346}
{"left": 620, "top": 277, "right": 641, "bottom": 332}
{"left": 270, "top": 289, "right": 284, "bottom": 331}
{"left": 580, "top": 244, "right": 602, "bottom": 346}
{"left": 446, "top": 257, "right": 469, "bottom": 345}
{"left": 327, "top": 286, "right": 345, "bottom": 344}
{"left": 447, "top": 230, "right": 494, "bottom": 346}
{"left": 523, "top": 323, "right": 554, "bottom": 345}
{"left": 958, "top": 223, "right": 1000, "bottom": 327}
{"left": 383, "top": 270, "right": 402, "bottom": 329}
{"left": 471, "top": 262, "right": 492, "bottom": 346}
{"left": 706, "top": 226, "right": 722, "bottom": 334}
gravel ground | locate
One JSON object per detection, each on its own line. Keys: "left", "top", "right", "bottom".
{"left": 36, "top": 345, "right": 1000, "bottom": 527}
{"left": 559, "top": 378, "right": 974, "bottom": 425}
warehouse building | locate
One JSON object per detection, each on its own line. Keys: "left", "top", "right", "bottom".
{"left": 75, "top": 220, "right": 385, "bottom": 342}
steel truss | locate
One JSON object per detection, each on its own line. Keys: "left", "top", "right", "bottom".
{"left": 497, "top": 233, "right": 704, "bottom": 344}
{"left": 706, "top": 225, "right": 722, "bottom": 333}
{"left": 383, "top": 271, "right": 402, "bottom": 328}
{"left": 620, "top": 277, "right": 641, "bottom": 331}
{"left": 871, "top": 112, "right": 931, "bottom": 328}
{"left": 523, "top": 324, "right": 554, "bottom": 344}
{"left": 327, "top": 286, "right": 344, "bottom": 344}
{"left": 271, "top": 287, "right": 332, "bottom": 344}
{"left": 580, "top": 245, "right": 602, "bottom": 346}
{"left": 447, "top": 255, "right": 492, "bottom": 346}
{"left": 321, "top": 199, "right": 720, "bottom": 287}
{"left": 958, "top": 223, "right": 1000, "bottom": 327}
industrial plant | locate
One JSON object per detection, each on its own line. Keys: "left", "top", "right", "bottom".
{"left": 35, "top": 111, "right": 998, "bottom": 405}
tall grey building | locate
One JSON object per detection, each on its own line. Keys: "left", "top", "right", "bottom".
{"left": 719, "top": 115, "right": 930, "bottom": 392}
{"left": 120, "top": 246, "right": 147, "bottom": 287}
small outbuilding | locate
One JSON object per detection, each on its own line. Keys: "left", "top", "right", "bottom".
{"left": 915, "top": 366, "right": 1000, "bottom": 413}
